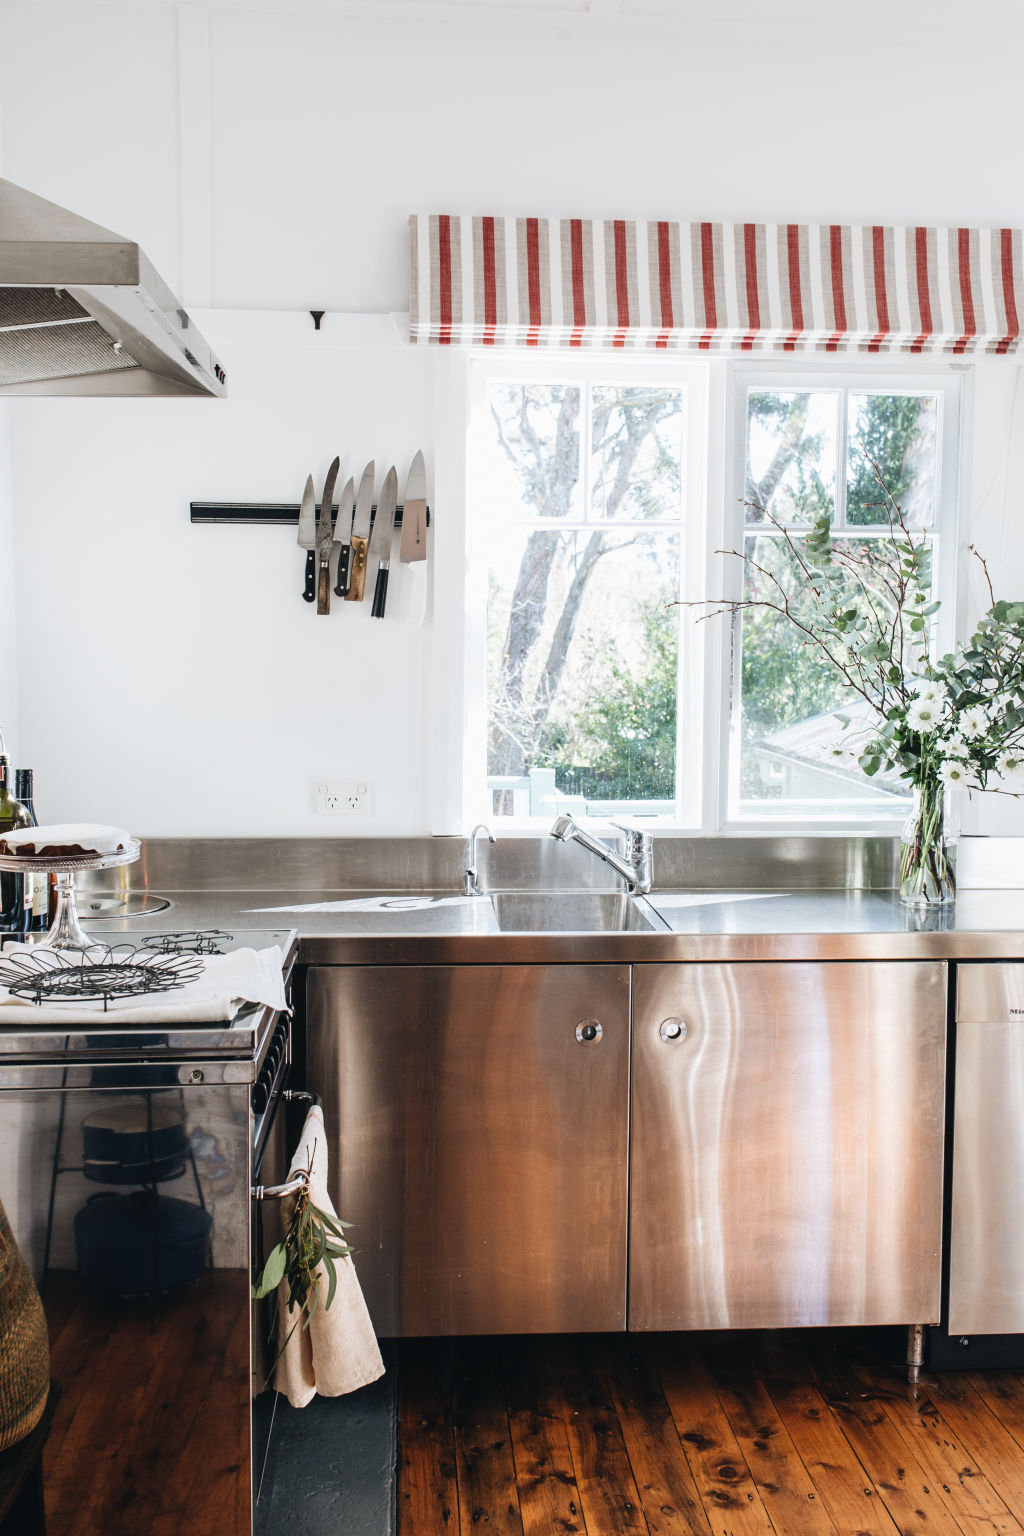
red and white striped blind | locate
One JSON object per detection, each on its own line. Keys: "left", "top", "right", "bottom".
{"left": 409, "top": 214, "right": 1023, "bottom": 353}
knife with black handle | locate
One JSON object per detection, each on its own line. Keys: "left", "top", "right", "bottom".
{"left": 332, "top": 476, "right": 355, "bottom": 596}
{"left": 297, "top": 474, "right": 317, "bottom": 602}
{"left": 315, "top": 457, "right": 341, "bottom": 615}
{"left": 370, "top": 467, "right": 399, "bottom": 618}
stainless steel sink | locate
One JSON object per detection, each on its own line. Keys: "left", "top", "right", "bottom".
{"left": 489, "top": 892, "right": 665, "bottom": 932}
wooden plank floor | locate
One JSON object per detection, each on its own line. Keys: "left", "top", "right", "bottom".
{"left": 397, "top": 1332, "right": 1024, "bottom": 1536}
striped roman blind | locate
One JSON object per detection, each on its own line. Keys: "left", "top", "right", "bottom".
{"left": 409, "top": 214, "right": 1023, "bottom": 354}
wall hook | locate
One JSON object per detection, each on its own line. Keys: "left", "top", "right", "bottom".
{"left": 310, "top": 310, "right": 325, "bottom": 331}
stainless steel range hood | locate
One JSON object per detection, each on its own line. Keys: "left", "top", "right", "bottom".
{"left": 0, "top": 179, "right": 226, "bottom": 398}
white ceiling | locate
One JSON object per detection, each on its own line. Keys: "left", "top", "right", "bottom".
{"left": 17, "top": 0, "right": 1014, "bottom": 22}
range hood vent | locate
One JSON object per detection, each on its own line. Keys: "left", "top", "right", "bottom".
{"left": 0, "top": 179, "right": 226, "bottom": 398}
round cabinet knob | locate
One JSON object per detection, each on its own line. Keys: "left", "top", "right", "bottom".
{"left": 575, "top": 1019, "right": 603, "bottom": 1044}
{"left": 659, "top": 1017, "right": 687, "bottom": 1042}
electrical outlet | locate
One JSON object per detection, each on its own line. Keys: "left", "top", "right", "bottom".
{"left": 313, "top": 779, "right": 371, "bottom": 815}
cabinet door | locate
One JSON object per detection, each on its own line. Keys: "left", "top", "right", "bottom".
{"left": 630, "top": 961, "right": 946, "bottom": 1331}
{"left": 306, "top": 964, "right": 629, "bottom": 1336}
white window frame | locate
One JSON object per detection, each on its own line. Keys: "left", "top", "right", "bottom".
{"left": 431, "top": 351, "right": 967, "bottom": 838}
{"left": 712, "top": 362, "right": 965, "bottom": 833}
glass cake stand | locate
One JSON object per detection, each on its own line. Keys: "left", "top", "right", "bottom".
{"left": 0, "top": 839, "right": 142, "bottom": 949}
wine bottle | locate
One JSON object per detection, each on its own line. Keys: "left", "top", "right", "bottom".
{"left": 14, "top": 769, "right": 49, "bottom": 931}
{"left": 0, "top": 736, "right": 32, "bottom": 932}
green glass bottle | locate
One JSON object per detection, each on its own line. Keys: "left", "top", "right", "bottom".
{"left": 0, "top": 733, "right": 32, "bottom": 932}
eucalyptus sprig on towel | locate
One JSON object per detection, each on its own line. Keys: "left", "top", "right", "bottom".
{"left": 252, "top": 1143, "right": 353, "bottom": 1381}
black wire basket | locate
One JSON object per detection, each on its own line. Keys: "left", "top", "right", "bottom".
{"left": 0, "top": 944, "right": 203, "bottom": 1012}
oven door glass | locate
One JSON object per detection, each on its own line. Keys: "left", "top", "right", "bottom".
{"left": 0, "top": 1078, "right": 252, "bottom": 1536}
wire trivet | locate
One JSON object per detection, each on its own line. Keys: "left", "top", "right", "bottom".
{"left": 0, "top": 945, "right": 203, "bottom": 1011}
{"left": 143, "top": 929, "right": 234, "bottom": 956}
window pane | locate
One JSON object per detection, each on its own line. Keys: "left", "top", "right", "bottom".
{"left": 590, "top": 386, "right": 684, "bottom": 519}
{"left": 745, "top": 390, "right": 838, "bottom": 525}
{"left": 487, "top": 531, "right": 679, "bottom": 818}
{"left": 846, "top": 392, "right": 938, "bottom": 527}
{"left": 484, "top": 383, "right": 582, "bottom": 520}
{"left": 734, "top": 532, "right": 912, "bottom": 816}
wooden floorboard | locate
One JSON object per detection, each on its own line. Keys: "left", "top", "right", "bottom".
{"left": 398, "top": 1339, "right": 459, "bottom": 1535}
{"left": 504, "top": 1340, "right": 586, "bottom": 1536}
{"left": 398, "top": 1333, "right": 1024, "bottom": 1536}
{"left": 451, "top": 1337, "right": 525, "bottom": 1536}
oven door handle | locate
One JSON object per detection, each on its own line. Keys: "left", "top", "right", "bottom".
{"left": 253, "top": 1169, "right": 308, "bottom": 1202}
{"left": 252, "top": 1090, "right": 322, "bottom": 1199}
{"left": 282, "top": 1089, "right": 321, "bottom": 1108}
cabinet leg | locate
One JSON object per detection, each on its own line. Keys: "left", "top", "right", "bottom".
{"left": 906, "top": 1323, "right": 925, "bottom": 1384}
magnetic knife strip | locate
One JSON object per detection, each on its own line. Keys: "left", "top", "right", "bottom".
{"left": 190, "top": 501, "right": 430, "bottom": 528}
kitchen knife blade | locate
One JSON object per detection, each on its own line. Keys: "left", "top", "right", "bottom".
{"left": 345, "top": 460, "right": 376, "bottom": 602}
{"left": 332, "top": 476, "right": 355, "bottom": 596}
{"left": 370, "top": 467, "right": 399, "bottom": 618}
{"left": 399, "top": 450, "right": 427, "bottom": 564}
{"left": 297, "top": 474, "right": 317, "bottom": 602}
{"left": 315, "top": 456, "right": 341, "bottom": 615}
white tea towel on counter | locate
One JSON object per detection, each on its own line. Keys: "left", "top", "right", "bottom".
{"left": 0, "top": 944, "right": 286, "bottom": 1025}
{"left": 274, "top": 1104, "right": 384, "bottom": 1409}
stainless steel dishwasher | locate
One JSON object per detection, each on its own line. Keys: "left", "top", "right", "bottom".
{"left": 947, "top": 963, "right": 1024, "bottom": 1340}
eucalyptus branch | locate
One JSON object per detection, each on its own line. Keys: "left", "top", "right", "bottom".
{"left": 970, "top": 543, "right": 996, "bottom": 608}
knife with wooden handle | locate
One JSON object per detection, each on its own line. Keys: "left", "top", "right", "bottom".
{"left": 399, "top": 450, "right": 427, "bottom": 564}
{"left": 370, "top": 467, "right": 399, "bottom": 618}
{"left": 315, "top": 456, "right": 341, "bottom": 615}
{"left": 297, "top": 474, "right": 317, "bottom": 602}
{"left": 346, "top": 460, "right": 375, "bottom": 602}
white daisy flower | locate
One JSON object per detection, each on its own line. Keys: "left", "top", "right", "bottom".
{"left": 997, "top": 752, "right": 1024, "bottom": 787}
{"left": 906, "top": 698, "right": 941, "bottom": 733}
{"left": 939, "top": 732, "right": 970, "bottom": 759}
{"left": 939, "top": 760, "right": 970, "bottom": 786}
{"left": 960, "top": 705, "right": 990, "bottom": 741}
{"left": 906, "top": 676, "right": 943, "bottom": 703}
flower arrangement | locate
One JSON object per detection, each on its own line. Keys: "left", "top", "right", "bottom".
{"left": 691, "top": 463, "right": 1024, "bottom": 906}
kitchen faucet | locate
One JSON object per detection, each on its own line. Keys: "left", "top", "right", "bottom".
{"left": 549, "top": 814, "right": 653, "bottom": 895}
{"left": 463, "top": 823, "right": 495, "bottom": 896}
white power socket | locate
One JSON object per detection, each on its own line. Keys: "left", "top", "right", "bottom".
{"left": 313, "top": 779, "right": 371, "bottom": 816}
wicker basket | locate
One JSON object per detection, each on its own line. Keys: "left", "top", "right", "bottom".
{"left": 0, "top": 1197, "right": 49, "bottom": 1453}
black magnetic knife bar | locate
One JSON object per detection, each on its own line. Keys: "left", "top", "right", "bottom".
{"left": 190, "top": 501, "right": 430, "bottom": 527}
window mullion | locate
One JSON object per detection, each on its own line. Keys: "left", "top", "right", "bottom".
{"left": 835, "top": 387, "right": 849, "bottom": 529}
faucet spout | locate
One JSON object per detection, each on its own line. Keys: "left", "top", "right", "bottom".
{"left": 548, "top": 814, "right": 653, "bottom": 895}
{"left": 464, "top": 823, "right": 495, "bottom": 896}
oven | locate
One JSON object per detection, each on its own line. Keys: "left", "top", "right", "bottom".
{"left": 0, "top": 925, "right": 298, "bottom": 1536}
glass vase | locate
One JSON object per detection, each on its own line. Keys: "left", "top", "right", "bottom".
{"left": 899, "top": 777, "right": 958, "bottom": 908}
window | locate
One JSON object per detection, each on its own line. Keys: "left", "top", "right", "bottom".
{"left": 461, "top": 358, "right": 959, "bottom": 832}
{"left": 728, "top": 374, "right": 960, "bottom": 824}
{"left": 467, "top": 359, "right": 706, "bottom": 825}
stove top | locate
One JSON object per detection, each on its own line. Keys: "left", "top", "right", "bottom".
{"left": 0, "top": 927, "right": 297, "bottom": 1058}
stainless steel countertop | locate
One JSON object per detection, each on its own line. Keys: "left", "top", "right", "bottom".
{"left": 76, "top": 888, "right": 1024, "bottom": 963}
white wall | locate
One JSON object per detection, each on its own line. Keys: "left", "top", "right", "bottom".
{"left": 4, "top": 0, "right": 1024, "bottom": 835}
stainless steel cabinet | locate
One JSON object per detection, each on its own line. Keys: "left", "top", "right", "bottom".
{"left": 630, "top": 961, "right": 947, "bottom": 1331}
{"left": 948, "top": 964, "right": 1024, "bottom": 1334}
{"left": 306, "top": 964, "right": 630, "bottom": 1336}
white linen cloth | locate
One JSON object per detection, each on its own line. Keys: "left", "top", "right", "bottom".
{"left": 274, "top": 1104, "right": 384, "bottom": 1408}
{"left": 0, "top": 944, "right": 286, "bottom": 1025}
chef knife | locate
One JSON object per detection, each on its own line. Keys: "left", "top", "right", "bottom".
{"left": 297, "top": 474, "right": 317, "bottom": 602}
{"left": 332, "top": 475, "right": 355, "bottom": 596}
{"left": 315, "top": 457, "right": 341, "bottom": 615}
{"left": 370, "top": 467, "right": 399, "bottom": 618}
{"left": 399, "top": 450, "right": 427, "bottom": 564}
{"left": 345, "top": 460, "right": 375, "bottom": 602}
